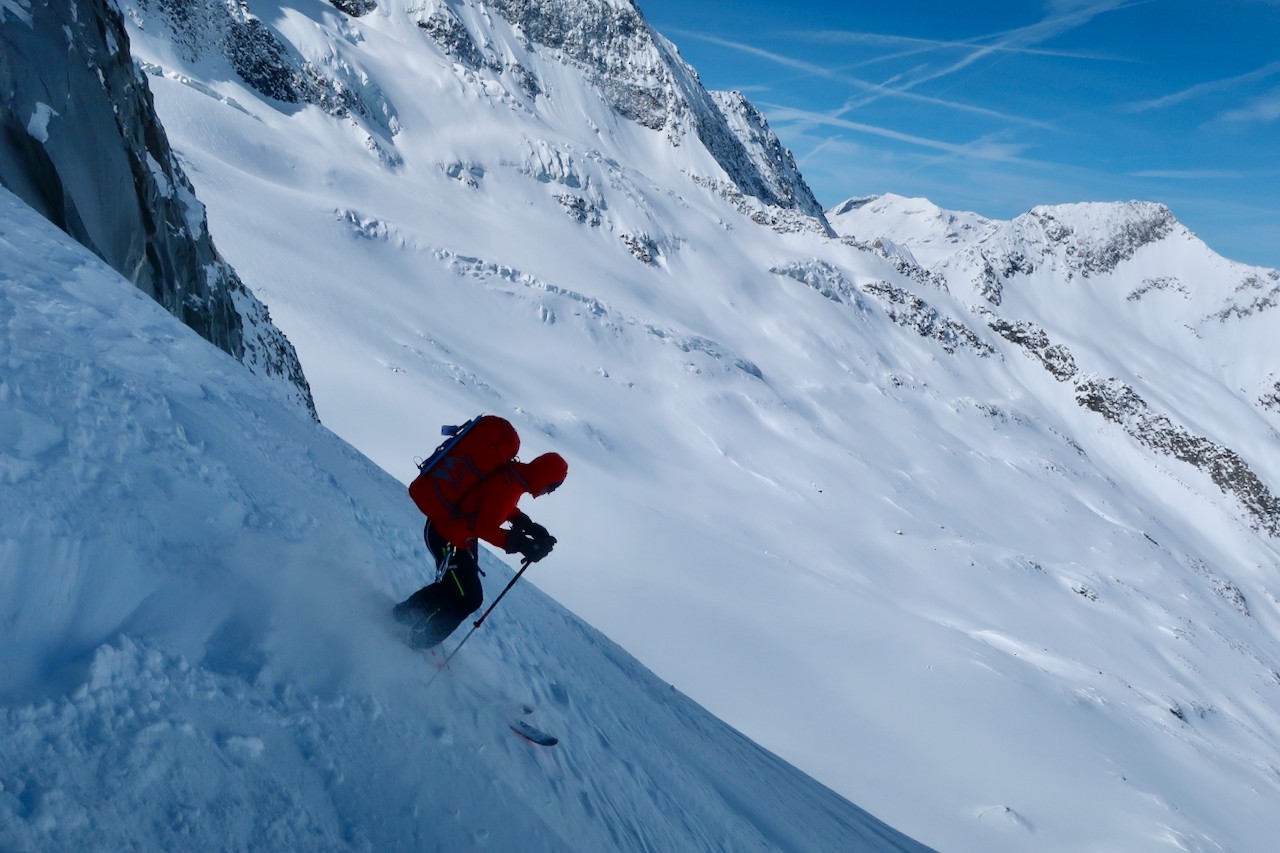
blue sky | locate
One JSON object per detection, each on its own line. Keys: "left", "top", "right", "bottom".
{"left": 639, "top": 0, "right": 1280, "bottom": 269}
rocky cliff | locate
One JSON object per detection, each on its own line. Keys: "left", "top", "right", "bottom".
{"left": 0, "top": 0, "right": 313, "bottom": 415}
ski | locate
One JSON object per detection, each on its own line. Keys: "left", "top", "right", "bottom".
{"left": 403, "top": 631, "right": 562, "bottom": 747}
{"left": 510, "top": 719, "right": 559, "bottom": 747}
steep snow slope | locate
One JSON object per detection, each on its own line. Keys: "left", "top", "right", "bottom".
{"left": 939, "top": 201, "right": 1280, "bottom": 536}
{"left": 0, "top": 185, "right": 930, "bottom": 851}
{"left": 117, "top": 2, "right": 1280, "bottom": 851}
{"left": 833, "top": 195, "right": 1280, "bottom": 542}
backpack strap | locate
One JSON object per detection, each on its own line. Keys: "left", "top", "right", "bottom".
{"left": 506, "top": 460, "right": 531, "bottom": 493}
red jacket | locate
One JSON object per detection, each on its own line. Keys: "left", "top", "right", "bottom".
{"left": 435, "top": 453, "right": 567, "bottom": 550}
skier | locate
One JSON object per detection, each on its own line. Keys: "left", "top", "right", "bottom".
{"left": 393, "top": 450, "right": 567, "bottom": 649}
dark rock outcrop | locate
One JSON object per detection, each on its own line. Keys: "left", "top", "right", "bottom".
{"left": 330, "top": 0, "right": 377, "bottom": 16}
{"left": 1, "top": 0, "right": 314, "bottom": 415}
{"left": 127, "top": 0, "right": 398, "bottom": 138}
{"left": 488, "top": 0, "right": 828, "bottom": 226}
{"left": 861, "top": 282, "right": 994, "bottom": 357}
{"left": 1076, "top": 377, "right": 1280, "bottom": 537}
{"left": 984, "top": 316, "right": 1078, "bottom": 381}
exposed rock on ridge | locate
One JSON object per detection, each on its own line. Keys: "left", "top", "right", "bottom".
{"left": 487, "top": 0, "right": 828, "bottom": 227}
{"left": 708, "top": 90, "right": 827, "bottom": 224}
{"left": 329, "top": 0, "right": 377, "bottom": 15}
{"left": 1015, "top": 202, "right": 1177, "bottom": 279}
{"left": 862, "top": 282, "right": 994, "bottom": 357}
{"left": 1076, "top": 377, "right": 1280, "bottom": 537}
{"left": 0, "top": 0, "right": 314, "bottom": 415}
{"left": 947, "top": 202, "right": 1182, "bottom": 305}
{"left": 983, "top": 315, "right": 1078, "bottom": 381}
{"left": 125, "top": 0, "right": 398, "bottom": 139}
{"left": 986, "top": 309, "right": 1279, "bottom": 536}
{"left": 415, "top": 2, "right": 496, "bottom": 71}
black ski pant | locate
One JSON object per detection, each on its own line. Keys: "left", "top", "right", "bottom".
{"left": 393, "top": 521, "right": 485, "bottom": 649}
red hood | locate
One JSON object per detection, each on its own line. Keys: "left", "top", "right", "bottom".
{"left": 516, "top": 453, "right": 568, "bottom": 496}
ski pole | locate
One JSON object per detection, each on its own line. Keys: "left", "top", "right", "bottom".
{"left": 426, "top": 558, "right": 532, "bottom": 686}
{"left": 471, "top": 557, "right": 532, "bottom": 630}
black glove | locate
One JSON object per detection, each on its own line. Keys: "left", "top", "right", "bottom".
{"left": 504, "top": 526, "right": 557, "bottom": 563}
{"left": 510, "top": 513, "right": 550, "bottom": 543}
{"left": 525, "top": 529, "right": 556, "bottom": 563}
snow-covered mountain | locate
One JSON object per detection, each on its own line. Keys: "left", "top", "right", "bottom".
{"left": 836, "top": 196, "right": 1280, "bottom": 542}
{"left": 4, "top": 0, "right": 1280, "bottom": 850}
{"left": 0, "top": 184, "right": 928, "bottom": 851}
{"left": 828, "top": 193, "right": 998, "bottom": 267}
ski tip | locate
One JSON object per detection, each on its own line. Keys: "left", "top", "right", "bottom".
{"left": 510, "top": 720, "right": 559, "bottom": 747}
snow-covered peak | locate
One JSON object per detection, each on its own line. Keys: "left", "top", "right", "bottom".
{"left": 123, "top": 0, "right": 822, "bottom": 224}
{"left": 1026, "top": 198, "right": 1174, "bottom": 233}
{"left": 1001, "top": 200, "right": 1180, "bottom": 278}
{"left": 939, "top": 197, "right": 1277, "bottom": 319}
{"left": 454, "top": 0, "right": 826, "bottom": 221}
{"left": 710, "top": 89, "right": 828, "bottom": 222}
{"left": 828, "top": 192, "right": 997, "bottom": 266}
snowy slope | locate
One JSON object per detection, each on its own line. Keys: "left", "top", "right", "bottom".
{"left": 940, "top": 201, "right": 1280, "bottom": 535}
{"left": 90, "top": 1, "right": 1280, "bottom": 851}
{"left": 0, "top": 184, "right": 930, "bottom": 851}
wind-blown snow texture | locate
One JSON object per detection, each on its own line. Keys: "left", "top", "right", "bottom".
{"left": 0, "top": 185, "right": 929, "bottom": 851}
{"left": 5, "top": 0, "right": 1280, "bottom": 849}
